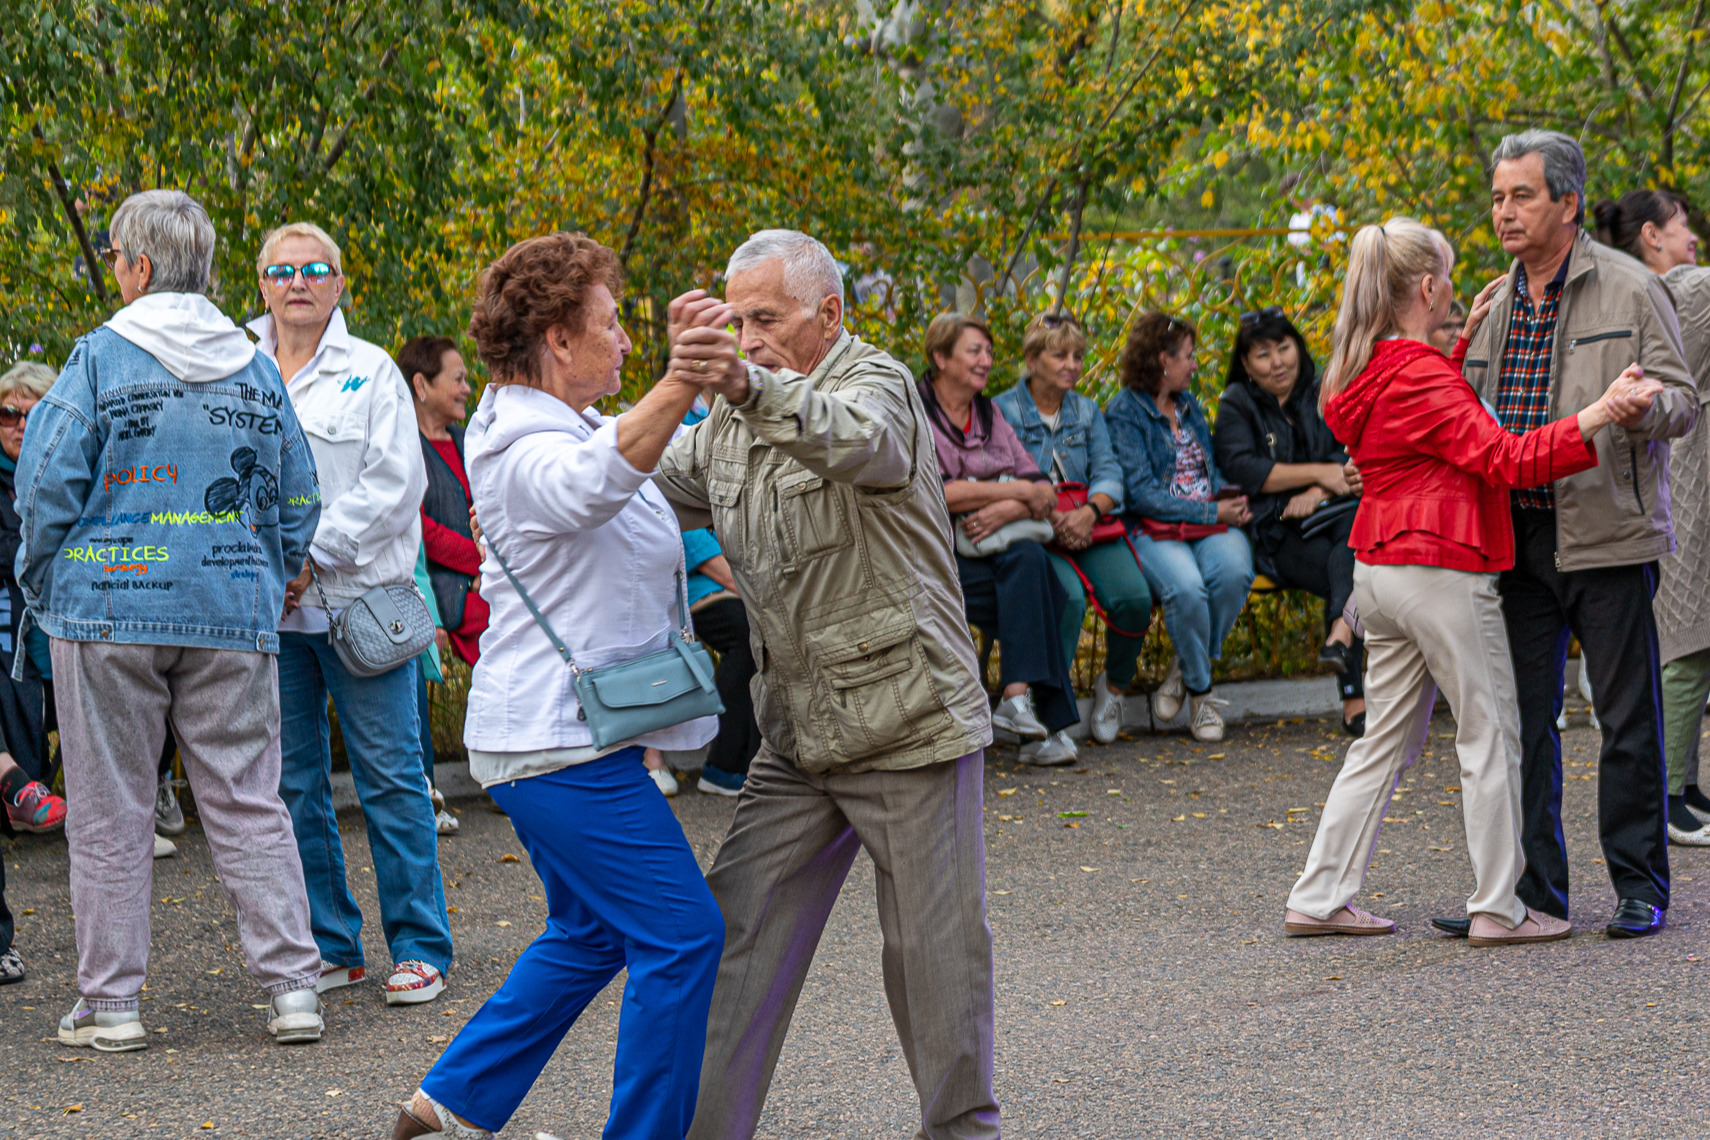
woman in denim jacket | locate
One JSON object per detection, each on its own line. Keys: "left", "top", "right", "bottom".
{"left": 994, "top": 313, "right": 1151, "bottom": 746}
{"left": 1105, "top": 312, "right": 1255, "bottom": 742}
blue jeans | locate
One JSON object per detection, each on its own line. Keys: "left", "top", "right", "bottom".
{"left": 421, "top": 749, "right": 724, "bottom": 1134}
{"left": 277, "top": 632, "right": 452, "bottom": 973}
{"left": 1129, "top": 529, "right": 1253, "bottom": 693}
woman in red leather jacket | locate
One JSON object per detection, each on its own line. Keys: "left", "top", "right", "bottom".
{"left": 1283, "top": 217, "right": 1660, "bottom": 946}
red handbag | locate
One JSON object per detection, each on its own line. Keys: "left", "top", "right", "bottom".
{"left": 1054, "top": 482, "right": 1127, "bottom": 545}
{"left": 1137, "top": 518, "right": 1228, "bottom": 542}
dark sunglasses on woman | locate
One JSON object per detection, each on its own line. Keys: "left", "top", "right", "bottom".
{"left": 0, "top": 405, "right": 29, "bottom": 427}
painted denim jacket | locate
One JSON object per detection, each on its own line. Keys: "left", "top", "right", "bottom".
{"left": 15, "top": 324, "right": 320, "bottom": 655}
{"left": 1103, "top": 386, "right": 1231, "bottom": 525}
{"left": 992, "top": 382, "right": 1126, "bottom": 511}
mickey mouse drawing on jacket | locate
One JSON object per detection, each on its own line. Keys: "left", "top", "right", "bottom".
{"left": 204, "top": 447, "right": 279, "bottom": 523}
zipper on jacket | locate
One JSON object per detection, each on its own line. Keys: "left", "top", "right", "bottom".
{"left": 1629, "top": 445, "right": 1646, "bottom": 513}
{"left": 1567, "top": 330, "right": 1634, "bottom": 350}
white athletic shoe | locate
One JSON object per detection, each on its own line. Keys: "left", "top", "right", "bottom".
{"left": 59, "top": 998, "right": 148, "bottom": 1052}
{"left": 435, "top": 810, "right": 461, "bottom": 836}
{"left": 1151, "top": 659, "right": 1186, "bottom": 723}
{"left": 1189, "top": 692, "right": 1228, "bottom": 742}
{"left": 152, "top": 834, "right": 176, "bottom": 859}
{"left": 990, "top": 695, "right": 1048, "bottom": 741}
{"left": 267, "top": 988, "right": 324, "bottom": 1044}
{"left": 1089, "top": 673, "right": 1123, "bottom": 744}
{"left": 1021, "top": 730, "right": 1078, "bottom": 767}
{"left": 316, "top": 961, "right": 366, "bottom": 993}
{"left": 649, "top": 767, "right": 679, "bottom": 797}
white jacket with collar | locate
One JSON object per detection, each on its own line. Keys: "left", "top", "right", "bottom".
{"left": 249, "top": 311, "right": 426, "bottom": 607}
{"left": 461, "top": 383, "right": 716, "bottom": 768}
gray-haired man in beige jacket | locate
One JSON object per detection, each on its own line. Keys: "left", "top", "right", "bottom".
{"left": 656, "top": 229, "right": 999, "bottom": 1140}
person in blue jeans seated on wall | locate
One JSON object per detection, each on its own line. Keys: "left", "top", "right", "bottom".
{"left": 994, "top": 312, "right": 1151, "bottom": 747}
{"left": 1212, "top": 306, "right": 1368, "bottom": 737}
{"left": 922, "top": 312, "right": 1080, "bottom": 766}
{"left": 1105, "top": 311, "right": 1255, "bottom": 743}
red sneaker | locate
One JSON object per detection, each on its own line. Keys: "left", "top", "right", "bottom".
{"left": 6, "top": 781, "right": 66, "bottom": 833}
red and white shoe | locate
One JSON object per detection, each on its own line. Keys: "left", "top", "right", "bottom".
{"left": 6, "top": 780, "right": 66, "bottom": 833}
{"left": 385, "top": 960, "right": 445, "bottom": 1005}
{"left": 315, "top": 961, "right": 366, "bottom": 994}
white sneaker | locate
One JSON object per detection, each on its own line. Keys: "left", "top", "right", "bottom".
{"left": 990, "top": 695, "right": 1048, "bottom": 741}
{"left": 1151, "top": 659, "right": 1186, "bottom": 723}
{"left": 1668, "top": 819, "right": 1710, "bottom": 846}
{"left": 152, "top": 834, "right": 176, "bottom": 859}
{"left": 267, "top": 988, "right": 324, "bottom": 1044}
{"left": 59, "top": 998, "right": 148, "bottom": 1052}
{"left": 1189, "top": 692, "right": 1228, "bottom": 742}
{"left": 1090, "top": 673, "right": 1123, "bottom": 744}
{"left": 649, "top": 767, "right": 679, "bottom": 797}
{"left": 1021, "top": 730, "right": 1078, "bottom": 767}
{"left": 435, "top": 810, "right": 461, "bottom": 836}
{"left": 316, "top": 961, "right": 366, "bottom": 993}
{"left": 385, "top": 960, "right": 445, "bottom": 1005}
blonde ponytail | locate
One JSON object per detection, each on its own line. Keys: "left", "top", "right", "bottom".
{"left": 1321, "top": 217, "right": 1455, "bottom": 409}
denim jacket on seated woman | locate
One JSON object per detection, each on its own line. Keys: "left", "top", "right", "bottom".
{"left": 14, "top": 292, "right": 321, "bottom": 658}
{"left": 1103, "top": 386, "right": 1234, "bottom": 526}
{"left": 992, "top": 382, "right": 1125, "bottom": 513}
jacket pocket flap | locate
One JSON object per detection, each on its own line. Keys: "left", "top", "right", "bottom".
{"left": 809, "top": 618, "right": 915, "bottom": 670}
{"left": 778, "top": 470, "right": 825, "bottom": 496}
{"left": 583, "top": 662, "right": 703, "bottom": 709}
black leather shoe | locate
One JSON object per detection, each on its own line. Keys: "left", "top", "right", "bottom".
{"left": 1606, "top": 898, "right": 1665, "bottom": 939}
{"left": 1318, "top": 641, "right": 1354, "bottom": 673}
{"left": 1429, "top": 916, "right": 1471, "bottom": 937}
{"left": 1343, "top": 712, "right": 1366, "bottom": 739}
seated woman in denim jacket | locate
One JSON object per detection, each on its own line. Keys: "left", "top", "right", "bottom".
{"left": 921, "top": 313, "right": 1080, "bottom": 766}
{"left": 1212, "top": 307, "right": 1367, "bottom": 737}
{"left": 1105, "top": 312, "right": 1254, "bottom": 742}
{"left": 994, "top": 312, "right": 1151, "bottom": 747}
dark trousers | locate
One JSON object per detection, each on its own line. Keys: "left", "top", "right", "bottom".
{"left": 0, "top": 855, "right": 11, "bottom": 953}
{"left": 958, "top": 541, "right": 1078, "bottom": 734}
{"left": 1264, "top": 515, "right": 1363, "bottom": 700}
{"left": 416, "top": 657, "right": 437, "bottom": 787}
{"left": 1501, "top": 508, "right": 1670, "bottom": 917}
{"left": 692, "top": 598, "right": 762, "bottom": 776}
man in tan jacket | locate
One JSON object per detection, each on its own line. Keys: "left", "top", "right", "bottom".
{"left": 1456, "top": 130, "right": 1698, "bottom": 940}
{"left": 657, "top": 230, "right": 998, "bottom": 1140}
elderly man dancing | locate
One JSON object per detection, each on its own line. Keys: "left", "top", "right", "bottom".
{"left": 657, "top": 230, "right": 1000, "bottom": 1140}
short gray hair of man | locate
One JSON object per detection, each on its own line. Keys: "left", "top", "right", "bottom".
{"left": 1491, "top": 130, "right": 1587, "bottom": 226}
{"left": 726, "top": 229, "right": 844, "bottom": 309}
{"left": 0, "top": 361, "right": 56, "bottom": 402}
{"left": 109, "top": 189, "right": 217, "bottom": 294}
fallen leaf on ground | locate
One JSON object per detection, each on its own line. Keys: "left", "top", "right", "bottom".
{"left": 496, "top": 921, "right": 513, "bottom": 928}
{"left": 499, "top": 854, "right": 520, "bottom": 863}
{"left": 1079, "top": 866, "right": 1098, "bottom": 873}
{"left": 1191, "top": 812, "right": 1207, "bottom": 818}
{"left": 1057, "top": 810, "right": 1087, "bottom": 818}
{"left": 993, "top": 890, "right": 1012, "bottom": 895}
{"left": 1257, "top": 821, "right": 1283, "bottom": 829}
{"left": 1324, "top": 976, "right": 1341, "bottom": 981}
{"left": 205, "top": 968, "right": 221, "bottom": 975}
{"left": 201, "top": 1124, "right": 215, "bottom": 1130}
{"left": 1171, "top": 814, "right": 1186, "bottom": 822}
{"left": 325, "top": 1089, "right": 343, "bottom": 1097}
{"left": 428, "top": 1035, "right": 450, "bottom": 1044}
{"left": 1049, "top": 1000, "right": 1066, "bottom": 1006}
{"left": 62, "top": 1105, "right": 82, "bottom": 1115}
{"left": 997, "top": 788, "right": 1018, "bottom": 797}
{"left": 447, "top": 906, "right": 459, "bottom": 913}
{"left": 20, "top": 908, "right": 33, "bottom": 915}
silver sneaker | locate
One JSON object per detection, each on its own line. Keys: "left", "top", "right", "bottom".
{"left": 152, "top": 834, "right": 176, "bottom": 859}
{"left": 1021, "top": 730, "right": 1078, "bottom": 767}
{"left": 155, "top": 772, "right": 185, "bottom": 836}
{"left": 990, "top": 695, "right": 1048, "bottom": 741}
{"left": 1089, "top": 672, "right": 1123, "bottom": 744}
{"left": 268, "top": 988, "right": 324, "bottom": 1044}
{"left": 59, "top": 998, "right": 148, "bottom": 1052}
{"left": 435, "top": 809, "right": 461, "bottom": 836}
{"left": 1151, "top": 659, "right": 1186, "bottom": 723}
{"left": 1189, "top": 692, "right": 1228, "bottom": 742}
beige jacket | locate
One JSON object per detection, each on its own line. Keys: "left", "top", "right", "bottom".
{"left": 1462, "top": 231, "right": 1698, "bottom": 571}
{"left": 657, "top": 331, "right": 992, "bottom": 775}
{"left": 1655, "top": 264, "right": 1710, "bottom": 663}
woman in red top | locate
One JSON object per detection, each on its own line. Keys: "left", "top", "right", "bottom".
{"left": 402, "top": 336, "right": 488, "bottom": 666}
{"left": 1283, "top": 218, "right": 1659, "bottom": 945}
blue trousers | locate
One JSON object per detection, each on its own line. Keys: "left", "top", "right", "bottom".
{"left": 421, "top": 749, "right": 724, "bottom": 1135}
{"left": 1128, "top": 528, "right": 1253, "bottom": 693}
{"left": 277, "top": 632, "right": 453, "bottom": 973}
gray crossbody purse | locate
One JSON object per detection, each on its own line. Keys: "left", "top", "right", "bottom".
{"left": 307, "top": 563, "right": 435, "bottom": 678}
{"left": 488, "top": 540, "right": 724, "bottom": 750}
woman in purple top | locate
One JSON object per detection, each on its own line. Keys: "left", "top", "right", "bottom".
{"left": 919, "top": 313, "right": 1080, "bottom": 765}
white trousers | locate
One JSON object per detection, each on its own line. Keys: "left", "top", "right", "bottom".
{"left": 1288, "top": 562, "right": 1528, "bottom": 927}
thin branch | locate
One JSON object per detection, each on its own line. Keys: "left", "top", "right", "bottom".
{"left": 619, "top": 70, "right": 687, "bottom": 268}
{"left": 323, "top": 44, "right": 400, "bottom": 174}
{"left": 1051, "top": 174, "right": 1090, "bottom": 317}
{"left": 997, "top": 177, "right": 1060, "bottom": 301}
{"left": 27, "top": 120, "right": 108, "bottom": 307}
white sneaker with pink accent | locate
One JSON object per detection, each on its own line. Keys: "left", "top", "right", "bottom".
{"left": 386, "top": 960, "right": 446, "bottom": 1005}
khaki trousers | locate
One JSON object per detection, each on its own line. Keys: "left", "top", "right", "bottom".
{"left": 1289, "top": 563, "right": 1528, "bottom": 927}
{"left": 688, "top": 746, "right": 999, "bottom": 1140}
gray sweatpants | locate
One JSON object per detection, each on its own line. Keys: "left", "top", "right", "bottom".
{"left": 688, "top": 746, "right": 999, "bottom": 1140}
{"left": 53, "top": 639, "right": 320, "bottom": 1011}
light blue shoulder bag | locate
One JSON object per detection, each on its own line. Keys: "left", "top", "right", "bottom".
{"left": 487, "top": 540, "right": 725, "bottom": 750}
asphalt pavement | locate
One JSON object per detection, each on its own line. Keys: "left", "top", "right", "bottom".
{"left": 2, "top": 714, "right": 1705, "bottom": 1139}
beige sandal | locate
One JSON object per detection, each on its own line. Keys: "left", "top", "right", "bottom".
{"left": 1285, "top": 904, "right": 1396, "bottom": 936}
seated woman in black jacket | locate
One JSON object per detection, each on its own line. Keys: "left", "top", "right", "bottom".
{"left": 1211, "top": 308, "right": 1366, "bottom": 736}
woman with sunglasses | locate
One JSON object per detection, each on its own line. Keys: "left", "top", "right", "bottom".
{"left": 1105, "top": 313, "right": 1255, "bottom": 742}
{"left": 993, "top": 312, "right": 1151, "bottom": 747}
{"left": 248, "top": 223, "right": 453, "bottom": 1008}
{"left": 1212, "top": 307, "right": 1367, "bottom": 737}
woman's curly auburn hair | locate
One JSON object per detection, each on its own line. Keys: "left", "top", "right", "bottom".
{"left": 1119, "top": 311, "right": 1197, "bottom": 395}
{"left": 468, "top": 232, "right": 622, "bottom": 386}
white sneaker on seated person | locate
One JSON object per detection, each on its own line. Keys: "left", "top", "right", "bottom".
{"left": 991, "top": 694, "right": 1048, "bottom": 741}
